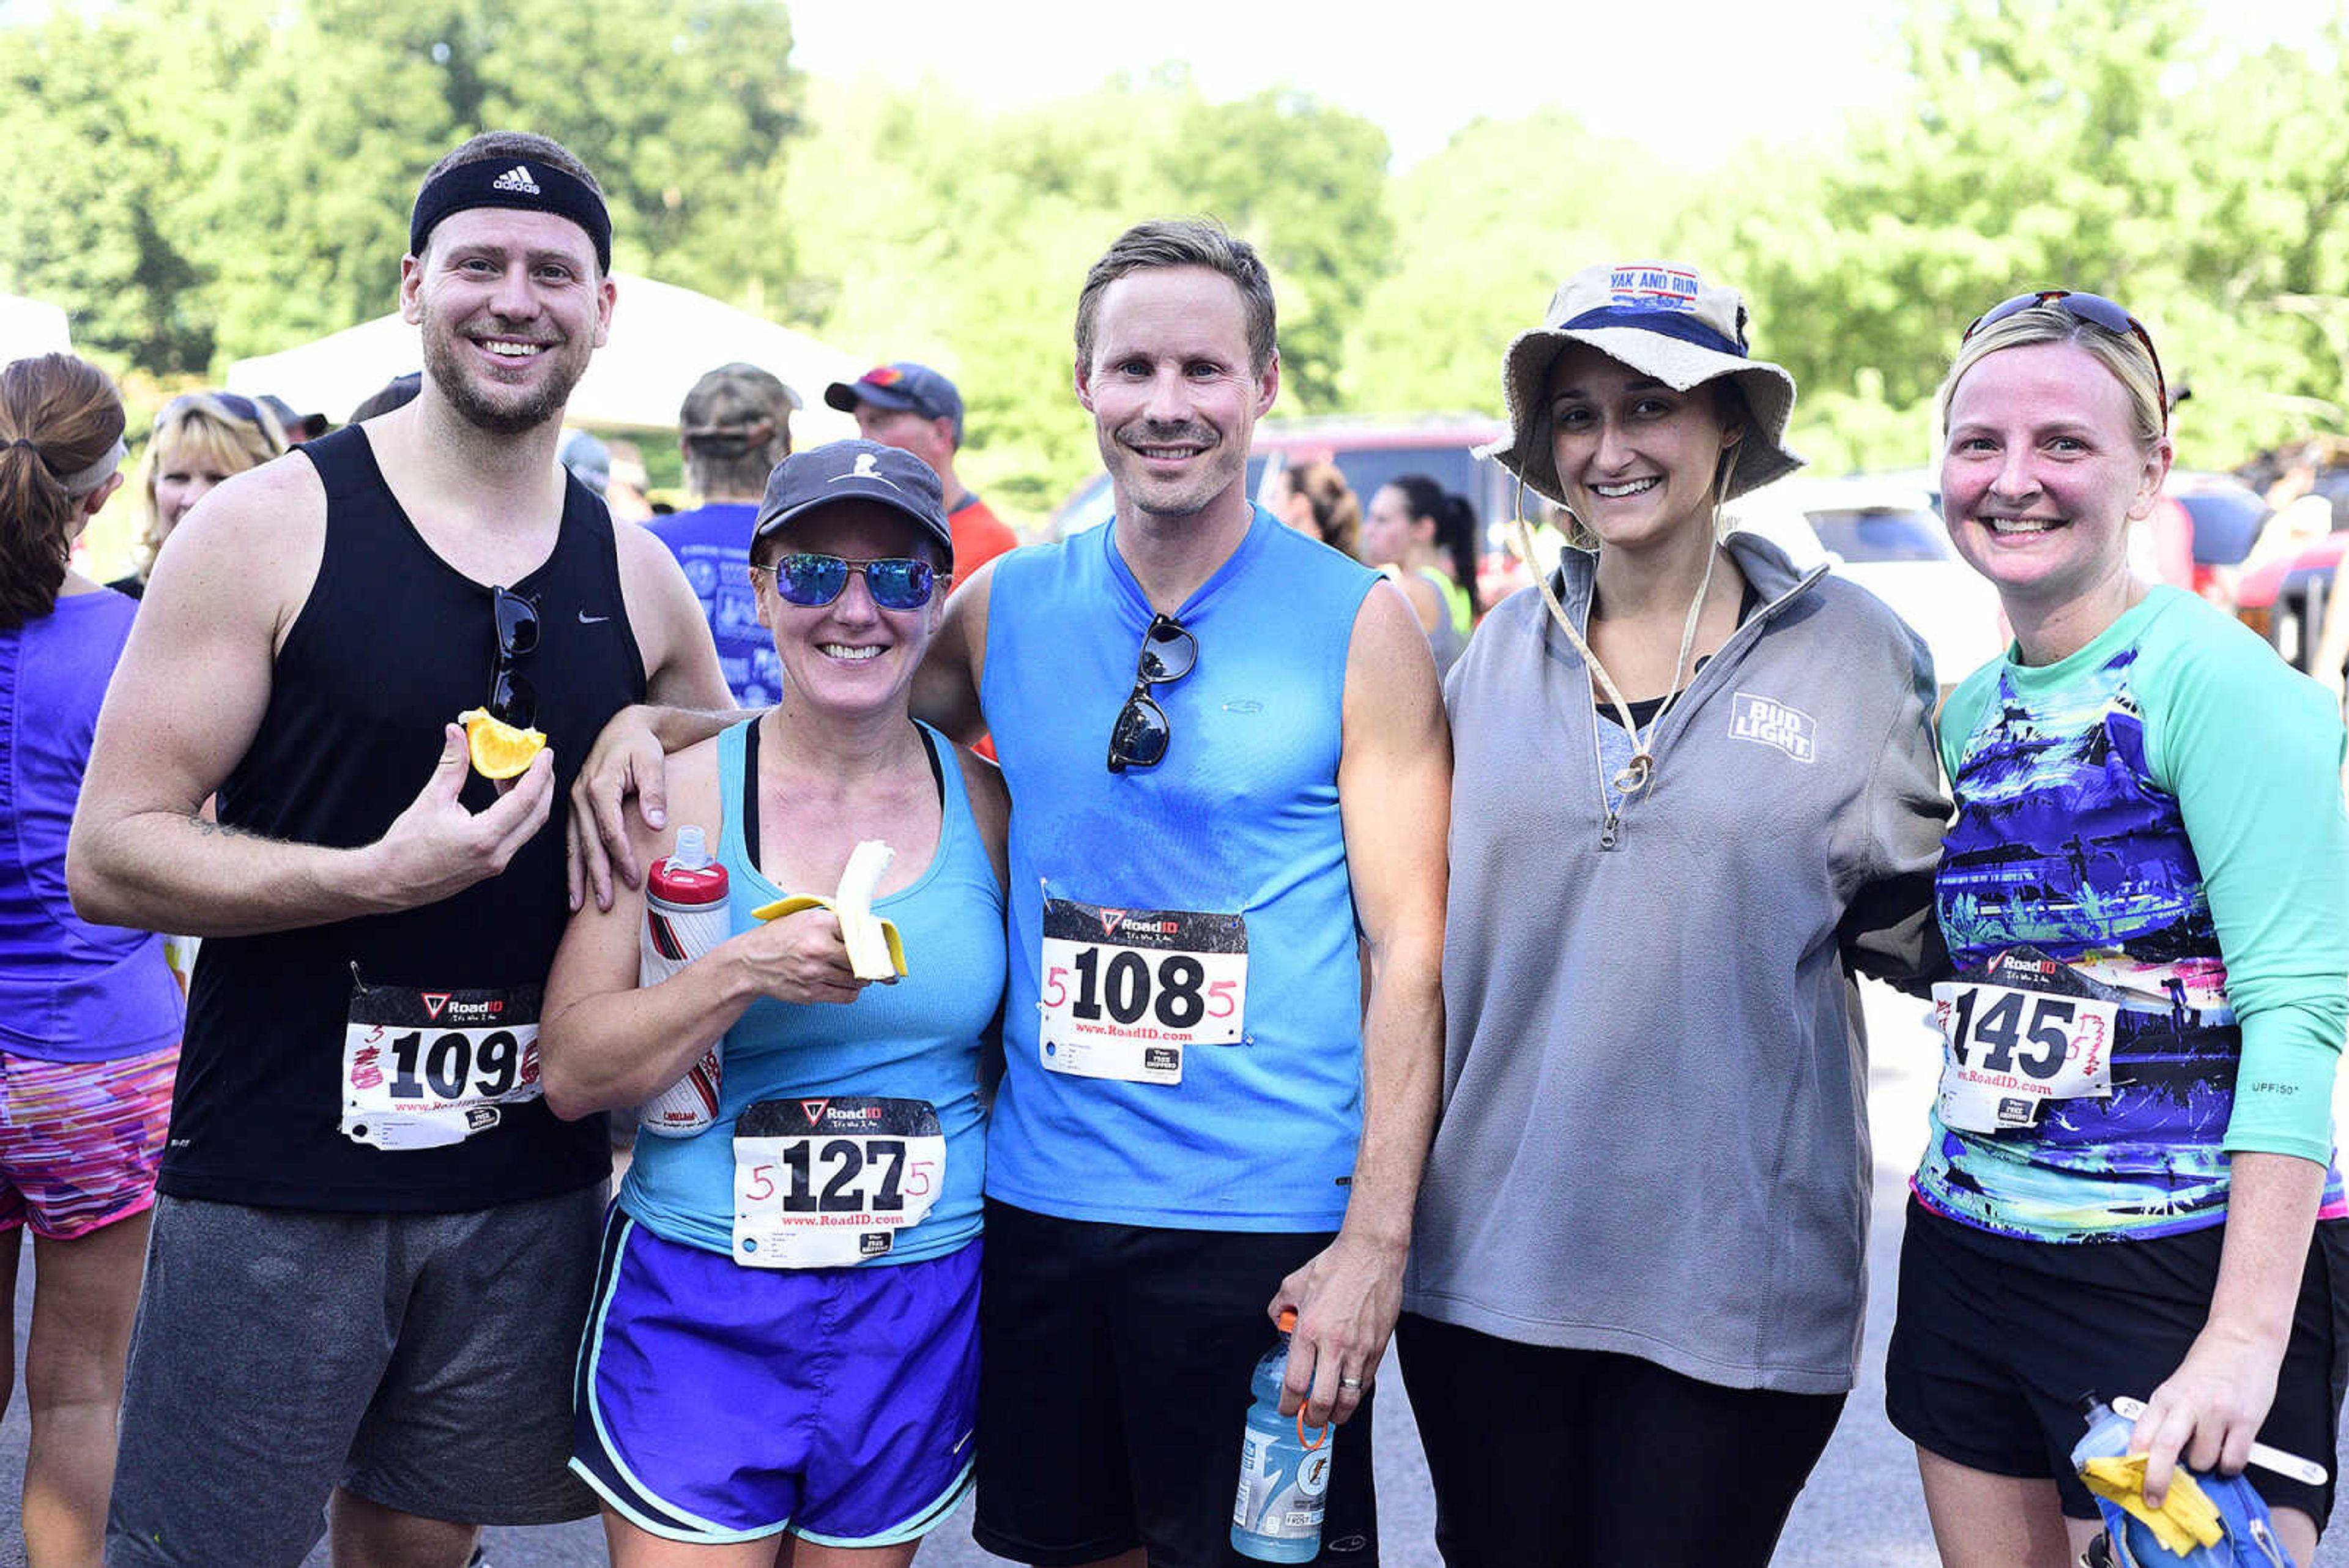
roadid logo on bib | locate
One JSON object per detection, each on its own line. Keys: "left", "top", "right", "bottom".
{"left": 1037, "top": 890, "right": 1247, "bottom": 1086}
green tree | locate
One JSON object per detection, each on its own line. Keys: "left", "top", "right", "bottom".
{"left": 1, "top": 0, "right": 805, "bottom": 374}
{"left": 776, "top": 69, "right": 1395, "bottom": 521}
{"left": 0, "top": 8, "right": 214, "bottom": 371}
{"left": 1343, "top": 110, "right": 1698, "bottom": 418}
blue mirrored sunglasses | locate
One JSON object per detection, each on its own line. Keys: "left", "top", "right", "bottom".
{"left": 754, "top": 552, "right": 937, "bottom": 610}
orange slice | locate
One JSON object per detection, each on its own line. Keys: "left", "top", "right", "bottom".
{"left": 456, "top": 707, "right": 547, "bottom": 779}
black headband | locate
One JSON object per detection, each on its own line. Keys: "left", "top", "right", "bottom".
{"left": 409, "top": 157, "right": 612, "bottom": 273}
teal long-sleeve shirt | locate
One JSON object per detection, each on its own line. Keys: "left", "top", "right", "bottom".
{"left": 1934, "top": 587, "right": 2349, "bottom": 1184}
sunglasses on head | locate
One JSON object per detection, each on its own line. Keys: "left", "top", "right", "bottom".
{"left": 1106, "top": 614, "right": 1197, "bottom": 775}
{"left": 487, "top": 584, "right": 540, "bottom": 729}
{"left": 1962, "top": 290, "right": 2169, "bottom": 433}
{"left": 154, "top": 392, "right": 271, "bottom": 433}
{"left": 752, "top": 553, "right": 938, "bottom": 611}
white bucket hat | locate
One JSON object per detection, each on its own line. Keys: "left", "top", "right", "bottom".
{"left": 1484, "top": 261, "right": 1802, "bottom": 506}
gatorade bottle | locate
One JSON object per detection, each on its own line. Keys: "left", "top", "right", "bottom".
{"left": 1231, "top": 1308, "right": 1332, "bottom": 1562}
{"left": 637, "top": 825, "right": 729, "bottom": 1137}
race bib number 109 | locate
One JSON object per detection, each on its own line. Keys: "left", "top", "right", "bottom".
{"left": 1038, "top": 895, "right": 1246, "bottom": 1085}
{"left": 341, "top": 975, "right": 543, "bottom": 1151}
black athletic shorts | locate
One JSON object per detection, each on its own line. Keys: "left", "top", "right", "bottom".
{"left": 1886, "top": 1194, "right": 2349, "bottom": 1524}
{"left": 972, "top": 1199, "right": 1378, "bottom": 1568}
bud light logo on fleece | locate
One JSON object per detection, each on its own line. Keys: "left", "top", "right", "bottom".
{"left": 1728, "top": 693, "right": 1817, "bottom": 762}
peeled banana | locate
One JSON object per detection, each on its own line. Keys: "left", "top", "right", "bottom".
{"left": 749, "top": 839, "right": 908, "bottom": 982}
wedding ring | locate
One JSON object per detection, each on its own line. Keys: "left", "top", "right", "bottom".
{"left": 1339, "top": 1376, "right": 1364, "bottom": 1390}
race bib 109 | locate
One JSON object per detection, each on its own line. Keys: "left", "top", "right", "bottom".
{"left": 1038, "top": 894, "right": 1247, "bottom": 1086}
{"left": 341, "top": 974, "right": 543, "bottom": 1151}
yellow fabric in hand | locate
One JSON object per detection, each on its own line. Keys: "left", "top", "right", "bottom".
{"left": 2080, "top": 1454, "right": 2225, "bottom": 1555}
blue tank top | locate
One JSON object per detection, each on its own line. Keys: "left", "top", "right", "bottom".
{"left": 982, "top": 508, "right": 1377, "bottom": 1230}
{"left": 619, "top": 717, "right": 1003, "bottom": 1263}
{"left": 644, "top": 502, "right": 782, "bottom": 708}
{"left": 0, "top": 590, "right": 183, "bottom": 1063}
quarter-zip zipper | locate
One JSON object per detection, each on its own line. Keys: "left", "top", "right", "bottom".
{"left": 1575, "top": 558, "right": 1828, "bottom": 850}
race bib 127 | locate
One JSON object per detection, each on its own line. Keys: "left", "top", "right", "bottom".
{"left": 732, "top": 1096, "right": 945, "bottom": 1269}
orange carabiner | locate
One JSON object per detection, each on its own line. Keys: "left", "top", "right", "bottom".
{"left": 1297, "top": 1407, "right": 1330, "bottom": 1451}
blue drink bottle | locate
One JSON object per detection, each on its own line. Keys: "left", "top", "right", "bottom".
{"left": 2070, "top": 1393, "right": 2298, "bottom": 1567}
{"left": 1231, "top": 1308, "right": 1334, "bottom": 1563}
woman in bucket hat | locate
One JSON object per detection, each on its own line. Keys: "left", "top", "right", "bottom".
{"left": 1396, "top": 262, "right": 1950, "bottom": 1564}
{"left": 1885, "top": 294, "right": 2349, "bottom": 1568}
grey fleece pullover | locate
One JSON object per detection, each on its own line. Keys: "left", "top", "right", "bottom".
{"left": 1403, "top": 533, "right": 1950, "bottom": 1394}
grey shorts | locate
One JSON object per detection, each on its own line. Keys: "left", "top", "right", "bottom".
{"left": 106, "top": 1185, "right": 606, "bottom": 1567}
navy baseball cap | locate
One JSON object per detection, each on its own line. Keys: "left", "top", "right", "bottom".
{"left": 752, "top": 439, "right": 953, "bottom": 566}
{"left": 823, "top": 362, "right": 964, "bottom": 444}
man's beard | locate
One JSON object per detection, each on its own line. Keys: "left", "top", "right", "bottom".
{"left": 421, "top": 323, "right": 583, "bottom": 437}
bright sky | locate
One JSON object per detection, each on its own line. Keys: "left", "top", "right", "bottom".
{"left": 794, "top": 0, "right": 2338, "bottom": 169}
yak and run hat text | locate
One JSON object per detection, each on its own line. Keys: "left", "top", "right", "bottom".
{"left": 1485, "top": 261, "right": 1801, "bottom": 506}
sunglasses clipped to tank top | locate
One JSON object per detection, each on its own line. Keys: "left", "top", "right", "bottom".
{"left": 485, "top": 584, "right": 540, "bottom": 730}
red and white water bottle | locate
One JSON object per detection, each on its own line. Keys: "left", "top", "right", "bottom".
{"left": 637, "top": 824, "right": 729, "bottom": 1137}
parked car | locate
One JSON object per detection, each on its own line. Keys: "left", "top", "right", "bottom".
{"left": 1050, "top": 414, "right": 1512, "bottom": 539}
{"left": 2162, "top": 469, "right": 2274, "bottom": 608}
{"left": 2234, "top": 532, "right": 2349, "bottom": 676}
{"left": 1722, "top": 473, "right": 2008, "bottom": 691}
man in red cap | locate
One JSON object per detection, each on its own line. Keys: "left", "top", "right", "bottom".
{"left": 825, "top": 361, "right": 1019, "bottom": 585}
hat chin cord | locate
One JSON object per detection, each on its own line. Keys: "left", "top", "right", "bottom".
{"left": 1506, "top": 445, "right": 1738, "bottom": 797}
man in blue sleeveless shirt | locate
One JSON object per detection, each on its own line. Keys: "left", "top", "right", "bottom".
{"left": 70, "top": 132, "right": 733, "bottom": 1566}
{"left": 924, "top": 218, "right": 1450, "bottom": 1568}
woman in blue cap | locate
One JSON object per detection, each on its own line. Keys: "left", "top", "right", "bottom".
{"left": 540, "top": 438, "right": 1008, "bottom": 1565}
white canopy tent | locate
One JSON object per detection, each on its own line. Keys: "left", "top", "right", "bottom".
{"left": 226, "top": 273, "right": 864, "bottom": 441}
{"left": 1, "top": 294, "right": 73, "bottom": 363}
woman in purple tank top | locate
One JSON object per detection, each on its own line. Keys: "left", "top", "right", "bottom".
{"left": 0, "top": 354, "right": 183, "bottom": 1562}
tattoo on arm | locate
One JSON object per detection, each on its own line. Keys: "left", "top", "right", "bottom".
{"left": 188, "top": 814, "right": 259, "bottom": 841}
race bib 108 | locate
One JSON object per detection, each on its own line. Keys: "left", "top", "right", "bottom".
{"left": 1038, "top": 894, "right": 1247, "bottom": 1086}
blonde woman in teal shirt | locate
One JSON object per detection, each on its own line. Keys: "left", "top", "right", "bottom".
{"left": 1886, "top": 292, "right": 2349, "bottom": 1568}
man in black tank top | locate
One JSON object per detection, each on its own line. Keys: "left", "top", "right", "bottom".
{"left": 70, "top": 131, "right": 733, "bottom": 1567}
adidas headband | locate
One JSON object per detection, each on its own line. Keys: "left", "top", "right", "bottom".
{"left": 409, "top": 158, "right": 612, "bottom": 273}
